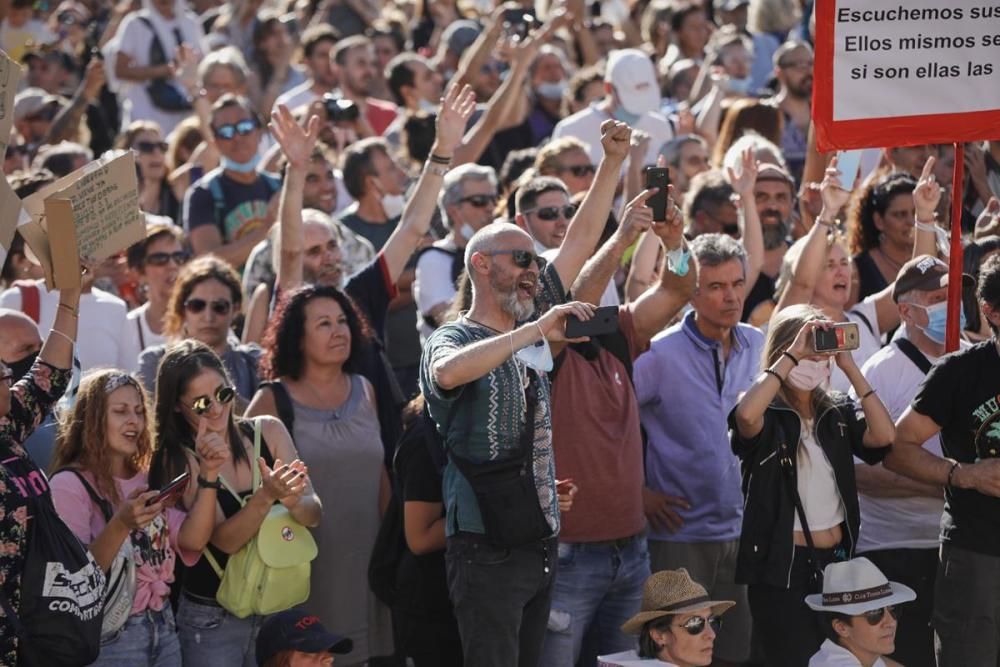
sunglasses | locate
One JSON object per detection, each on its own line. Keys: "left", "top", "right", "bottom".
{"left": 190, "top": 385, "right": 236, "bottom": 416}
{"left": 486, "top": 249, "right": 546, "bottom": 270}
{"left": 460, "top": 194, "right": 498, "bottom": 208}
{"left": 184, "top": 298, "right": 232, "bottom": 316}
{"left": 213, "top": 118, "right": 259, "bottom": 140}
{"left": 675, "top": 614, "right": 723, "bottom": 636}
{"left": 523, "top": 204, "right": 577, "bottom": 221}
{"left": 861, "top": 606, "right": 900, "bottom": 626}
{"left": 145, "top": 251, "right": 189, "bottom": 267}
{"left": 561, "top": 164, "right": 596, "bottom": 178}
{"left": 134, "top": 140, "right": 168, "bottom": 154}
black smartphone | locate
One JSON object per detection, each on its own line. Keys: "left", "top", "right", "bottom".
{"left": 149, "top": 471, "right": 191, "bottom": 506}
{"left": 565, "top": 305, "right": 620, "bottom": 338}
{"left": 813, "top": 322, "right": 861, "bottom": 353}
{"left": 644, "top": 167, "right": 670, "bottom": 222}
{"left": 503, "top": 8, "right": 535, "bottom": 39}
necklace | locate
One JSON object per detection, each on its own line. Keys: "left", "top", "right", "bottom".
{"left": 876, "top": 246, "right": 904, "bottom": 272}
{"left": 463, "top": 315, "right": 507, "bottom": 334}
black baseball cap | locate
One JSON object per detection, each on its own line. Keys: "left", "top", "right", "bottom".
{"left": 892, "top": 254, "right": 974, "bottom": 303}
{"left": 255, "top": 610, "right": 353, "bottom": 665}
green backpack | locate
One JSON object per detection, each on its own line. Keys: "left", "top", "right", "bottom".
{"left": 203, "top": 419, "right": 318, "bottom": 618}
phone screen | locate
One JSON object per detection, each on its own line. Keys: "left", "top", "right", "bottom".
{"left": 835, "top": 150, "right": 864, "bottom": 190}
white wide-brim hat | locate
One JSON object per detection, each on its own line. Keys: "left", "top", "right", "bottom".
{"left": 805, "top": 557, "right": 917, "bottom": 616}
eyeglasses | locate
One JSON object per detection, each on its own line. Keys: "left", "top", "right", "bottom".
{"left": 486, "top": 249, "right": 546, "bottom": 270}
{"left": 144, "top": 251, "right": 189, "bottom": 267}
{"left": 184, "top": 298, "right": 233, "bottom": 316}
{"left": 190, "top": 385, "right": 236, "bottom": 416}
{"left": 459, "top": 194, "right": 498, "bottom": 208}
{"left": 213, "top": 118, "right": 259, "bottom": 140}
{"left": 861, "top": 606, "right": 900, "bottom": 626}
{"left": 560, "top": 164, "right": 596, "bottom": 178}
{"left": 522, "top": 204, "right": 577, "bottom": 221}
{"left": 134, "top": 140, "right": 168, "bottom": 154}
{"left": 675, "top": 614, "right": 723, "bottom": 636}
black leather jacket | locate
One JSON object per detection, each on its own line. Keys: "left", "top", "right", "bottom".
{"left": 727, "top": 393, "right": 889, "bottom": 588}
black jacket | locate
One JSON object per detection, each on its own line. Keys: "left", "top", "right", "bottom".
{"left": 727, "top": 393, "right": 889, "bottom": 588}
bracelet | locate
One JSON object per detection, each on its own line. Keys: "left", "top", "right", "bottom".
{"left": 914, "top": 219, "right": 941, "bottom": 232}
{"left": 197, "top": 475, "right": 223, "bottom": 490}
{"left": 425, "top": 163, "right": 449, "bottom": 177}
{"left": 946, "top": 461, "right": 961, "bottom": 488}
{"left": 816, "top": 218, "right": 837, "bottom": 229}
{"left": 429, "top": 153, "right": 452, "bottom": 165}
{"left": 782, "top": 351, "right": 800, "bottom": 366}
{"left": 861, "top": 388, "right": 877, "bottom": 399}
{"left": 763, "top": 368, "right": 784, "bottom": 383}
{"left": 49, "top": 329, "right": 75, "bottom": 345}
{"left": 58, "top": 302, "right": 78, "bottom": 317}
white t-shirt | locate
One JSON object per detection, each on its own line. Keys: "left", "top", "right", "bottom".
{"left": 795, "top": 417, "right": 846, "bottom": 532}
{"left": 414, "top": 239, "right": 461, "bottom": 344}
{"left": 552, "top": 106, "right": 674, "bottom": 169}
{"left": 598, "top": 651, "right": 675, "bottom": 667}
{"left": 274, "top": 81, "right": 320, "bottom": 113}
{"left": 830, "top": 296, "right": 882, "bottom": 393}
{"left": 540, "top": 245, "right": 620, "bottom": 308}
{"left": 809, "top": 639, "right": 887, "bottom": 667}
{"left": 117, "top": 303, "right": 168, "bottom": 375}
{"left": 0, "top": 283, "right": 130, "bottom": 374}
{"left": 851, "top": 334, "right": 945, "bottom": 551}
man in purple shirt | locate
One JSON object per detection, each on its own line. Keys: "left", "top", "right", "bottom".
{"left": 633, "top": 233, "right": 763, "bottom": 666}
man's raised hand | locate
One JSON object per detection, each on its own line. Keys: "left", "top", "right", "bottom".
{"left": 270, "top": 104, "right": 321, "bottom": 171}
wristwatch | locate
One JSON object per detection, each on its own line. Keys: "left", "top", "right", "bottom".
{"left": 197, "top": 475, "right": 223, "bottom": 490}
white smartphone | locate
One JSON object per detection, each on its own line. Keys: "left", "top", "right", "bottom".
{"left": 835, "top": 149, "right": 865, "bottom": 190}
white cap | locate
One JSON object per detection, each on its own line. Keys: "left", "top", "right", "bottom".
{"left": 605, "top": 49, "right": 660, "bottom": 116}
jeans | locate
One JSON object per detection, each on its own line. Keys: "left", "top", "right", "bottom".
{"left": 862, "top": 547, "right": 936, "bottom": 667}
{"left": 934, "top": 543, "right": 1000, "bottom": 666}
{"left": 176, "top": 595, "right": 264, "bottom": 667}
{"left": 94, "top": 607, "right": 181, "bottom": 667}
{"left": 445, "top": 533, "right": 558, "bottom": 667}
{"left": 540, "top": 534, "right": 649, "bottom": 667}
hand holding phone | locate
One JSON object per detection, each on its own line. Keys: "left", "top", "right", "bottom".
{"left": 565, "top": 305, "right": 619, "bottom": 338}
{"left": 834, "top": 150, "right": 864, "bottom": 191}
{"left": 148, "top": 472, "right": 191, "bottom": 507}
{"left": 813, "top": 322, "right": 860, "bottom": 353}
{"left": 644, "top": 167, "right": 670, "bottom": 221}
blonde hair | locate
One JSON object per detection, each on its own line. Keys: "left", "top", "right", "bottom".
{"left": 748, "top": 0, "right": 802, "bottom": 34}
{"left": 763, "top": 304, "right": 836, "bottom": 413}
{"left": 534, "top": 138, "right": 591, "bottom": 176}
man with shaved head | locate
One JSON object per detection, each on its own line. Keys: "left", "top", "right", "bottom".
{"left": 420, "top": 120, "right": 632, "bottom": 667}
{"left": 0, "top": 308, "right": 55, "bottom": 467}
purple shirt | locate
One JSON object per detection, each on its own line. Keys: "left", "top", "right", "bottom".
{"left": 634, "top": 311, "right": 764, "bottom": 542}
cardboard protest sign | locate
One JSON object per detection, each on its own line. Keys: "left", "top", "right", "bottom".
{"left": 0, "top": 175, "right": 25, "bottom": 270}
{"left": 20, "top": 151, "right": 144, "bottom": 289}
{"left": 0, "top": 50, "right": 21, "bottom": 156}
{"left": 813, "top": 0, "right": 1000, "bottom": 151}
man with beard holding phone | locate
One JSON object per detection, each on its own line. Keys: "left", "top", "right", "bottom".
{"left": 420, "top": 120, "right": 632, "bottom": 667}
{"left": 743, "top": 163, "right": 795, "bottom": 321}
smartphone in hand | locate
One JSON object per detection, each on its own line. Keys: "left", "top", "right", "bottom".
{"left": 644, "top": 167, "right": 670, "bottom": 221}
{"left": 813, "top": 322, "right": 860, "bottom": 353}
{"left": 565, "top": 306, "right": 619, "bottom": 338}
{"left": 148, "top": 471, "right": 191, "bottom": 506}
{"left": 835, "top": 149, "right": 864, "bottom": 190}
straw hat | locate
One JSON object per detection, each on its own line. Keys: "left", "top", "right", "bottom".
{"left": 621, "top": 569, "right": 736, "bottom": 635}
{"left": 805, "top": 557, "right": 916, "bottom": 617}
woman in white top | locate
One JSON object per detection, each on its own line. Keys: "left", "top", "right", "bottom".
{"left": 599, "top": 569, "right": 735, "bottom": 667}
{"left": 120, "top": 222, "right": 189, "bottom": 373}
{"left": 806, "top": 558, "right": 914, "bottom": 667}
{"left": 774, "top": 158, "right": 900, "bottom": 391}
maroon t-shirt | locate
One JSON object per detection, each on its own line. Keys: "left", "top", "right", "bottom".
{"left": 550, "top": 307, "right": 648, "bottom": 543}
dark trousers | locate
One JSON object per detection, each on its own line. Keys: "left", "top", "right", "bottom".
{"left": 862, "top": 547, "right": 936, "bottom": 667}
{"left": 393, "top": 608, "right": 463, "bottom": 667}
{"left": 749, "top": 546, "right": 837, "bottom": 667}
{"left": 446, "top": 533, "right": 557, "bottom": 667}
{"left": 934, "top": 543, "right": 1000, "bottom": 666}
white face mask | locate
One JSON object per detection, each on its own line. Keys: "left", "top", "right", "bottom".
{"left": 418, "top": 98, "right": 438, "bottom": 113}
{"left": 381, "top": 193, "right": 405, "bottom": 219}
{"left": 515, "top": 337, "right": 553, "bottom": 373}
{"left": 787, "top": 358, "right": 831, "bottom": 391}
{"left": 459, "top": 223, "right": 475, "bottom": 241}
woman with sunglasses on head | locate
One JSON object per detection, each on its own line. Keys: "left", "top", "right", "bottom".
{"left": 118, "top": 121, "right": 181, "bottom": 223}
{"left": 729, "top": 303, "right": 895, "bottom": 666}
{"left": 806, "top": 557, "right": 913, "bottom": 667}
{"left": 48, "top": 370, "right": 224, "bottom": 667}
{"left": 0, "top": 279, "right": 79, "bottom": 664}
{"left": 120, "top": 222, "right": 190, "bottom": 373}
{"left": 600, "top": 569, "right": 735, "bottom": 667}
{"left": 137, "top": 256, "right": 261, "bottom": 407}
{"left": 150, "top": 340, "right": 321, "bottom": 666}
{"left": 246, "top": 284, "right": 394, "bottom": 665}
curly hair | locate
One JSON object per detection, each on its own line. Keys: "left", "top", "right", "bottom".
{"left": 164, "top": 255, "right": 243, "bottom": 339}
{"left": 51, "top": 371, "right": 153, "bottom": 503}
{"left": 260, "top": 285, "right": 373, "bottom": 381}
{"left": 847, "top": 172, "right": 916, "bottom": 255}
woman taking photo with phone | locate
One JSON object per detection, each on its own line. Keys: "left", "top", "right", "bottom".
{"left": 149, "top": 340, "right": 322, "bottom": 666}
{"left": 729, "top": 303, "right": 896, "bottom": 666}
{"left": 49, "top": 370, "right": 225, "bottom": 667}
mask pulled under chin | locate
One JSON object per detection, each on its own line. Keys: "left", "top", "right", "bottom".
{"left": 612, "top": 106, "right": 642, "bottom": 127}
{"left": 786, "top": 357, "right": 831, "bottom": 391}
{"left": 515, "top": 337, "right": 554, "bottom": 373}
{"left": 221, "top": 154, "right": 262, "bottom": 174}
{"left": 381, "top": 194, "right": 405, "bottom": 219}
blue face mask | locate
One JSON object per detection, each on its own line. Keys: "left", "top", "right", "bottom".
{"left": 612, "top": 106, "right": 642, "bottom": 127}
{"left": 728, "top": 77, "right": 753, "bottom": 95}
{"left": 221, "top": 153, "right": 262, "bottom": 174}
{"left": 916, "top": 301, "right": 965, "bottom": 345}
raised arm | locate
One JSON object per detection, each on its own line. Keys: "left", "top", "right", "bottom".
{"left": 381, "top": 84, "right": 476, "bottom": 282}
{"left": 551, "top": 121, "right": 631, "bottom": 289}
{"left": 728, "top": 148, "right": 764, "bottom": 297}
{"left": 452, "top": 4, "right": 508, "bottom": 91}
{"left": 40, "top": 285, "right": 81, "bottom": 370}
{"left": 912, "top": 156, "right": 943, "bottom": 259}
{"left": 44, "top": 60, "right": 105, "bottom": 147}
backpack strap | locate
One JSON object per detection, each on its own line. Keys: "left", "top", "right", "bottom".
{"left": 52, "top": 468, "right": 114, "bottom": 522}
{"left": 136, "top": 316, "right": 145, "bottom": 351}
{"left": 136, "top": 16, "right": 167, "bottom": 67}
{"left": 17, "top": 282, "right": 40, "bottom": 324}
{"left": 263, "top": 380, "right": 295, "bottom": 436}
{"left": 208, "top": 172, "right": 227, "bottom": 234}
{"left": 894, "top": 338, "right": 933, "bottom": 374}
{"left": 848, "top": 308, "right": 876, "bottom": 338}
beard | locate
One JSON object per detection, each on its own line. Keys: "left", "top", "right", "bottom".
{"left": 490, "top": 268, "right": 536, "bottom": 321}
{"left": 762, "top": 220, "right": 790, "bottom": 250}
{"left": 788, "top": 77, "right": 813, "bottom": 100}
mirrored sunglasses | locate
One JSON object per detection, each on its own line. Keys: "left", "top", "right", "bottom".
{"left": 676, "top": 614, "right": 723, "bottom": 636}
{"left": 213, "top": 118, "right": 259, "bottom": 140}
{"left": 191, "top": 385, "right": 236, "bottom": 416}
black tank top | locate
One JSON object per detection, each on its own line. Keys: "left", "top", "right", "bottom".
{"left": 182, "top": 421, "right": 276, "bottom": 600}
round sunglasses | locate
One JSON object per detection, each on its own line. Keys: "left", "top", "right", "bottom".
{"left": 190, "top": 385, "right": 236, "bottom": 416}
{"left": 184, "top": 298, "right": 232, "bottom": 316}
{"left": 675, "top": 614, "right": 723, "bottom": 636}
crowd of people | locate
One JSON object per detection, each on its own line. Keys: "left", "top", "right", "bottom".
{"left": 2, "top": 0, "right": 1000, "bottom": 665}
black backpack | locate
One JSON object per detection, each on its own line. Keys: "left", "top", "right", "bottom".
{"left": 0, "top": 456, "right": 105, "bottom": 666}
{"left": 416, "top": 246, "right": 465, "bottom": 330}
